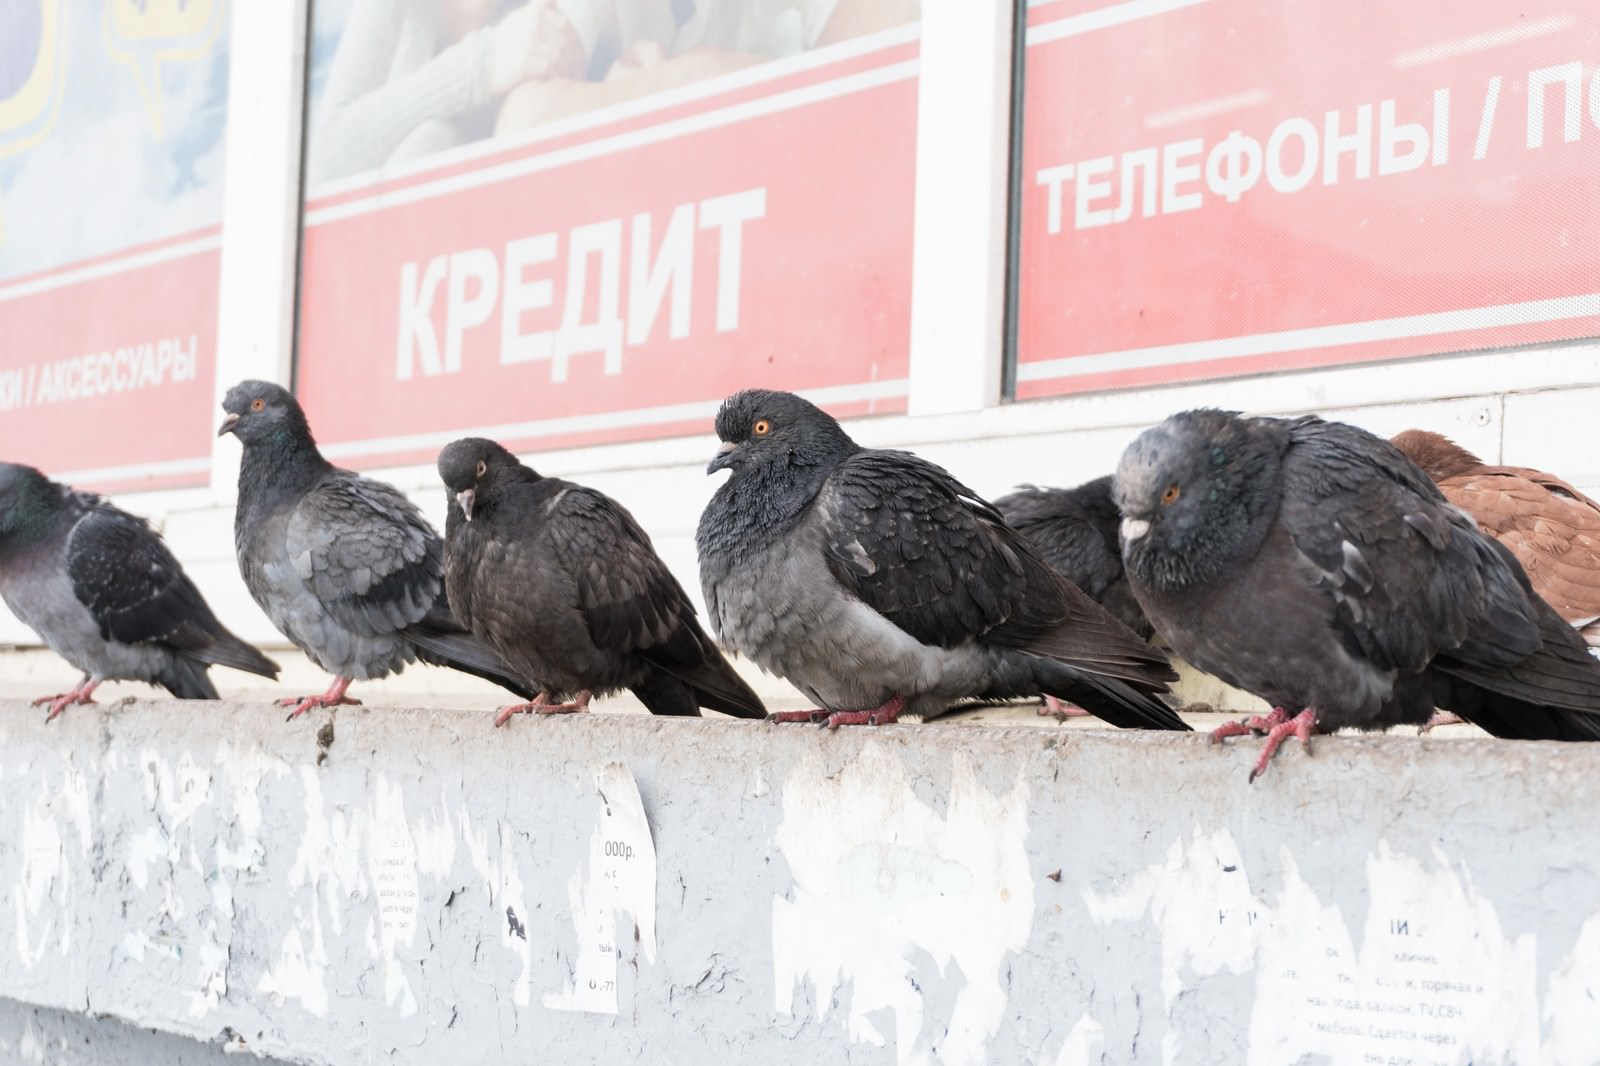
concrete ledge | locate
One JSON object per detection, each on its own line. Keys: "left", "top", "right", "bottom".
{"left": 2, "top": 699, "right": 1596, "bottom": 1064}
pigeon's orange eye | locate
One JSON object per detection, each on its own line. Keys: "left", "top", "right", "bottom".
{"left": 475, "top": 460, "right": 487, "bottom": 478}
{"left": 1161, "top": 483, "right": 1181, "bottom": 505}
{"left": 250, "top": 398, "right": 265, "bottom": 412}
{"left": 752, "top": 419, "right": 771, "bottom": 437}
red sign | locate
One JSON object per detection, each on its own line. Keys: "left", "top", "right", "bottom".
{"left": 1016, "top": 0, "right": 1600, "bottom": 398}
{"left": 0, "top": 233, "right": 220, "bottom": 492}
{"left": 296, "top": 35, "right": 919, "bottom": 468}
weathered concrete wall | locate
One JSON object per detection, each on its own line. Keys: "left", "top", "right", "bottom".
{"left": 0, "top": 999, "right": 292, "bottom": 1065}
{"left": 2, "top": 698, "right": 1598, "bottom": 1065}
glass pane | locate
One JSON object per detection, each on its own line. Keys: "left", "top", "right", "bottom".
{"left": 299, "top": 0, "right": 921, "bottom": 467}
{"left": 1014, "top": 0, "right": 1600, "bottom": 399}
{"left": 0, "top": 1, "right": 232, "bottom": 490}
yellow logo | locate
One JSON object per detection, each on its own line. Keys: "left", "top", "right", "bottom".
{"left": 0, "top": 0, "right": 68, "bottom": 245}
{"left": 103, "top": 0, "right": 227, "bottom": 139}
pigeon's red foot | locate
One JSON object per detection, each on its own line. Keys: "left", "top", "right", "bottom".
{"left": 1039, "top": 694, "right": 1090, "bottom": 720}
{"left": 1418, "top": 711, "right": 1465, "bottom": 734}
{"left": 770, "top": 695, "right": 907, "bottom": 728}
{"left": 34, "top": 680, "right": 101, "bottom": 723}
{"left": 768, "top": 709, "right": 829, "bottom": 724}
{"left": 1246, "top": 709, "right": 1318, "bottom": 783}
{"left": 1209, "top": 706, "right": 1290, "bottom": 744}
{"left": 493, "top": 690, "right": 592, "bottom": 727}
{"left": 278, "top": 676, "right": 361, "bottom": 721}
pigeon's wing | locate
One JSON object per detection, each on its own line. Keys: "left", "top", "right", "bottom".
{"left": 66, "top": 506, "right": 223, "bottom": 652}
{"left": 549, "top": 485, "right": 702, "bottom": 664}
{"left": 1277, "top": 417, "right": 1583, "bottom": 704}
{"left": 818, "top": 451, "right": 1034, "bottom": 649}
{"left": 996, "top": 485, "right": 1121, "bottom": 600}
{"left": 1440, "top": 467, "right": 1600, "bottom": 628}
{"left": 286, "top": 474, "right": 441, "bottom": 637}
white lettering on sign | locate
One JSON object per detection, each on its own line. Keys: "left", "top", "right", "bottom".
{"left": 1036, "top": 60, "right": 1600, "bottom": 234}
{"left": 543, "top": 761, "right": 657, "bottom": 1016}
{"left": 0, "top": 337, "right": 200, "bottom": 411}
{"left": 395, "top": 187, "right": 767, "bottom": 383}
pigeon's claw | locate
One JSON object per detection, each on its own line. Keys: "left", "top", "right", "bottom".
{"left": 1247, "top": 709, "right": 1317, "bottom": 783}
{"left": 1039, "top": 694, "right": 1090, "bottom": 720}
{"left": 1209, "top": 706, "right": 1290, "bottom": 744}
{"left": 493, "top": 690, "right": 592, "bottom": 726}
{"left": 278, "top": 676, "right": 360, "bottom": 721}
{"left": 823, "top": 695, "right": 906, "bottom": 729}
{"left": 1418, "top": 711, "right": 1466, "bottom": 734}
{"left": 768, "top": 709, "right": 830, "bottom": 724}
{"left": 35, "top": 680, "right": 101, "bottom": 722}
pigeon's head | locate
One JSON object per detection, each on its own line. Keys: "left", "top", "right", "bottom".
{"left": 0, "top": 463, "right": 59, "bottom": 542}
{"left": 437, "top": 437, "right": 523, "bottom": 522}
{"left": 218, "top": 380, "right": 312, "bottom": 446}
{"left": 1389, "top": 429, "right": 1481, "bottom": 482}
{"left": 707, "top": 389, "right": 855, "bottom": 477}
{"left": 1113, "top": 409, "right": 1281, "bottom": 590}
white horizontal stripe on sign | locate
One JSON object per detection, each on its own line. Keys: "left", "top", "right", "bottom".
{"left": 317, "top": 378, "right": 911, "bottom": 462}
{"left": 52, "top": 455, "right": 213, "bottom": 486}
{"left": 304, "top": 62, "right": 919, "bottom": 227}
{"left": 1393, "top": 15, "right": 1574, "bottom": 68}
{"left": 307, "top": 23, "right": 923, "bottom": 202}
{"left": 1016, "top": 293, "right": 1600, "bottom": 383}
{"left": 1026, "top": 0, "right": 1214, "bottom": 46}
{"left": 0, "top": 235, "right": 221, "bottom": 305}
{"left": 1144, "top": 88, "right": 1271, "bottom": 130}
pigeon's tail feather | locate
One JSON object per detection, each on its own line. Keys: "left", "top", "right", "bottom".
{"left": 157, "top": 656, "right": 219, "bottom": 700}
{"left": 661, "top": 656, "right": 767, "bottom": 718}
{"left": 1436, "top": 601, "right": 1600, "bottom": 739}
{"left": 630, "top": 669, "right": 703, "bottom": 717}
{"left": 407, "top": 627, "right": 539, "bottom": 701}
{"left": 188, "top": 631, "right": 280, "bottom": 679}
{"left": 1033, "top": 659, "right": 1191, "bottom": 730}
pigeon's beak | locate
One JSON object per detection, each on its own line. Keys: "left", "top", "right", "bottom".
{"left": 1120, "top": 516, "right": 1151, "bottom": 543}
{"left": 456, "top": 489, "right": 475, "bottom": 522}
{"left": 216, "top": 413, "right": 241, "bottom": 437}
{"left": 706, "top": 440, "right": 739, "bottom": 475}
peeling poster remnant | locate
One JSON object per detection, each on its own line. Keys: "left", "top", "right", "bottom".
{"left": 544, "top": 761, "right": 658, "bottom": 1015}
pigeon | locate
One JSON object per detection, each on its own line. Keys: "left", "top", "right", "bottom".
{"left": 695, "top": 389, "right": 1187, "bottom": 730}
{"left": 1391, "top": 429, "right": 1600, "bottom": 647}
{"left": 1114, "top": 409, "right": 1600, "bottom": 781}
{"left": 219, "top": 381, "right": 537, "bottom": 718}
{"left": 1392, "top": 429, "right": 1600, "bottom": 731}
{"left": 995, "top": 477, "right": 1154, "bottom": 720}
{"left": 436, "top": 438, "right": 767, "bottom": 724}
{"left": 0, "top": 462, "right": 279, "bottom": 720}
{"left": 995, "top": 478, "right": 1153, "bottom": 639}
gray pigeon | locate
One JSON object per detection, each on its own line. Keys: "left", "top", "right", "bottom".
{"left": 1114, "top": 409, "right": 1600, "bottom": 780}
{"left": 695, "top": 389, "right": 1186, "bottom": 729}
{"left": 219, "top": 381, "right": 536, "bottom": 718}
{"left": 0, "top": 463, "right": 279, "bottom": 719}
{"left": 436, "top": 438, "right": 766, "bottom": 724}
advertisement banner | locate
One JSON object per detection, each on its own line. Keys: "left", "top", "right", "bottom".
{"left": 0, "top": 0, "right": 231, "bottom": 490}
{"left": 299, "top": 0, "right": 920, "bottom": 467}
{"left": 1016, "top": 0, "right": 1600, "bottom": 399}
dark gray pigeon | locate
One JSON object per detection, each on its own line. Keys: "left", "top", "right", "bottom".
{"left": 437, "top": 438, "right": 766, "bottom": 724}
{"left": 1114, "top": 409, "right": 1600, "bottom": 780}
{"left": 994, "top": 478, "right": 1152, "bottom": 639}
{"left": 695, "top": 389, "right": 1186, "bottom": 729}
{"left": 0, "top": 463, "right": 279, "bottom": 720}
{"left": 219, "top": 381, "right": 536, "bottom": 719}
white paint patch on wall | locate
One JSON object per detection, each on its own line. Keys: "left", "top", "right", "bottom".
{"left": 1051, "top": 1013, "right": 1105, "bottom": 1066}
{"left": 1541, "top": 906, "right": 1600, "bottom": 1065}
{"left": 367, "top": 773, "right": 421, "bottom": 1018}
{"left": 771, "top": 743, "right": 1033, "bottom": 1066}
{"left": 12, "top": 749, "right": 92, "bottom": 969}
{"left": 461, "top": 810, "right": 535, "bottom": 1007}
{"left": 544, "top": 761, "right": 658, "bottom": 1015}
{"left": 1088, "top": 835, "right": 1545, "bottom": 1064}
